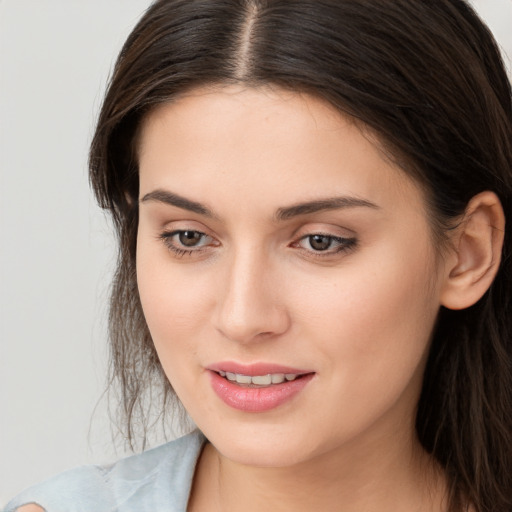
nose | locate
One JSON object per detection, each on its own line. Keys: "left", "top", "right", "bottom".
{"left": 214, "top": 247, "right": 290, "bottom": 344}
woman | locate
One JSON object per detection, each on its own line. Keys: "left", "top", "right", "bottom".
{"left": 6, "top": 0, "right": 511, "bottom": 511}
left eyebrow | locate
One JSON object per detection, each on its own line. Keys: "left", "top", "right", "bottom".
{"left": 275, "top": 196, "right": 380, "bottom": 221}
{"left": 140, "top": 189, "right": 215, "bottom": 218}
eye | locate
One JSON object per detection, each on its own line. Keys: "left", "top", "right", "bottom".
{"left": 159, "top": 229, "right": 216, "bottom": 256}
{"left": 176, "top": 230, "right": 207, "bottom": 247}
{"left": 295, "top": 233, "right": 357, "bottom": 255}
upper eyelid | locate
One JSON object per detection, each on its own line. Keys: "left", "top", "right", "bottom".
{"left": 163, "top": 229, "right": 211, "bottom": 240}
{"left": 161, "top": 229, "right": 217, "bottom": 249}
{"left": 293, "top": 233, "right": 356, "bottom": 247}
{"left": 297, "top": 231, "right": 351, "bottom": 239}
{"left": 160, "top": 224, "right": 215, "bottom": 239}
{"left": 159, "top": 227, "right": 354, "bottom": 241}
{"left": 291, "top": 223, "right": 356, "bottom": 240}
{"left": 158, "top": 226, "right": 356, "bottom": 246}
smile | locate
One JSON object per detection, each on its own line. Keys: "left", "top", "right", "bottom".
{"left": 209, "top": 365, "right": 315, "bottom": 412}
{"left": 218, "top": 371, "right": 300, "bottom": 387}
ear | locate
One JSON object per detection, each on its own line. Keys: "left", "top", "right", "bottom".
{"left": 440, "top": 191, "right": 505, "bottom": 310}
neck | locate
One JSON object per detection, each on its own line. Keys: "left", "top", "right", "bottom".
{"left": 189, "top": 423, "right": 447, "bottom": 512}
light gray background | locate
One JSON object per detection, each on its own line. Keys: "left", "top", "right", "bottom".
{"left": 1, "top": 0, "right": 511, "bottom": 505}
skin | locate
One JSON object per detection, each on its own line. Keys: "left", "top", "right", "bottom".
{"left": 135, "top": 85, "right": 453, "bottom": 511}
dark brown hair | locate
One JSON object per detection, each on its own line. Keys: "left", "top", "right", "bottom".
{"left": 89, "top": 1, "right": 512, "bottom": 510}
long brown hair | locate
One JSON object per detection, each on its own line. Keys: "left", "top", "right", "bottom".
{"left": 89, "top": 1, "right": 512, "bottom": 510}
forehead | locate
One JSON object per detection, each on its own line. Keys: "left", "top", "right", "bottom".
{"left": 137, "top": 85, "right": 426, "bottom": 217}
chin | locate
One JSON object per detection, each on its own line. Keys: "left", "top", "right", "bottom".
{"left": 202, "top": 422, "right": 323, "bottom": 468}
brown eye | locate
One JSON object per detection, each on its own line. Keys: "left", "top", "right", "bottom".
{"left": 308, "top": 235, "right": 332, "bottom": 251}
{"left": 178, "top": 230, "right": 204, "bottom": 247}
{"left": 294, "top": 233, "right": 357, "bottom": 256}
{"left": 159, "top": 229, "right": 215, "bottom": 256}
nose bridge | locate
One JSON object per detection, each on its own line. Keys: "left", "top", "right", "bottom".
{"left": 215, "top": 243, "right": 288, "bottom": 343}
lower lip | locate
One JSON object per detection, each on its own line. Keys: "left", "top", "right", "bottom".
{"left": 209, "top": 371, "right": 314, "bottom": 412}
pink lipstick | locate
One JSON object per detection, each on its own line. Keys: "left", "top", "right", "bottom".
{"left": 207, "top": 362, "right": 315, "bottom": 412}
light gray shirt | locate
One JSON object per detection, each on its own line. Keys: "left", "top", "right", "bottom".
{"left": 4, "top": 430, "right": 205, "bottom": 512}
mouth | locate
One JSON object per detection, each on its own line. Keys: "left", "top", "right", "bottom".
{"left": 215, "top": 370, "right": 308, "bottom": 388}
{"left": 207, "top": 363, "right": 315, "bottom": 412}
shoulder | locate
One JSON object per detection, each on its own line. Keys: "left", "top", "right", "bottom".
{"left": 3, "top": 430, "right": 205, "bottom": 512}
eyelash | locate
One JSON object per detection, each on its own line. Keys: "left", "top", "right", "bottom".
{"left": 158, "top": 230, "right": 357, "bottom": 258}
{"left": 158, "top": 230, "right": 215, "bottom": 257}
{"left": 293, "top": 233, "right": 357, "bottom": 256}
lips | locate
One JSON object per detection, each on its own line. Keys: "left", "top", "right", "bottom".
{"left": 207, "top": 362, "right": 315, "bottom": 412}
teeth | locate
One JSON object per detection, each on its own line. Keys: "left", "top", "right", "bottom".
{"left": 218, "top": 371, "right": 300, "bottom": 386}
{"left": 235, "top": 374, "right": 253, "bottom": 384}
{"left": 251, "top": 374, "right": 272, "bottom": 385}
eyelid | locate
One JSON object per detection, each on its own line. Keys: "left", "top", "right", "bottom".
{"left": 292, "top": 233, "right": 357, "bottom": 255}
{"left": 289, "top": 223, "right": 358, "bottom": 258}
{"left": 291, "top": 221, "right": 356, "bottom": 238}
{"left": 158, "top": 228, "right": 219, "bottom": 257}
{"left": 156, "top": 222, "right": 357, "bottom": 259}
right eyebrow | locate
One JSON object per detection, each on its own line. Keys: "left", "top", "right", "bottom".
{"left": 139, "top": 189, "right": 215, "bottom": 218}
{"left": 275, "top": 196, "right": 380, "bottom": 221}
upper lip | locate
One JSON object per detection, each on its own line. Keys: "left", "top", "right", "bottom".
{"left": 207, "top": 361, "right": 313, "bottom": 376}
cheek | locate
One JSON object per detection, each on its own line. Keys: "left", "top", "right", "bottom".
{"left": 298, "top": 253, "right": 436, "bottom": 334}
{"left": 291, "top": 238, "right": 440, "bottom": 412}
{"left": 136, "top": 256, "right": 216, "bottom": 410}
{"left": 138, "top": 266, "right": 199, "bottom": 334}
{"left": 135, "top": 232, "right": 214, "bottom": 369}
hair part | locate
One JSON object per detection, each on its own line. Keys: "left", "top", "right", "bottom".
{"left": 234, "top": 1, "right": 258, "bottom": 79}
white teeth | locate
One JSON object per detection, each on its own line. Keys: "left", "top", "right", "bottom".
{"left": 271, "top": 373, "right": 285, "bottom": 384}
{"left": 235, "top": 374, "right": 252, "bottom": 384}
{"left": 251, "top": 374, "right": 272, "bottom": 385}
{"left": 218, "top": 371, "right": 300, "bottom": 386}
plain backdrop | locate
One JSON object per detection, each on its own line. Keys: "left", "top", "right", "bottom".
{"left": 1, "top": 0, "right": 511, "bottom": 505}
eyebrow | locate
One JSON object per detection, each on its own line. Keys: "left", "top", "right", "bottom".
{"left": 140, "top": 188, "right": 379, "bottom": 220}
{"left": 140, "top": 189, "right": 215, "bottom": 217}
{"left": 275, "top": 196, "right": 380, "bottom": 221}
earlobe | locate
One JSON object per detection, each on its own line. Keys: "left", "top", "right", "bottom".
{"left": 440, "top": 191, "right": 505, "bottom": 311}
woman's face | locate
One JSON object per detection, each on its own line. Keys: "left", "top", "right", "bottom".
{"left": 136, "top": 86, "right": 447, "bottom": 467}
